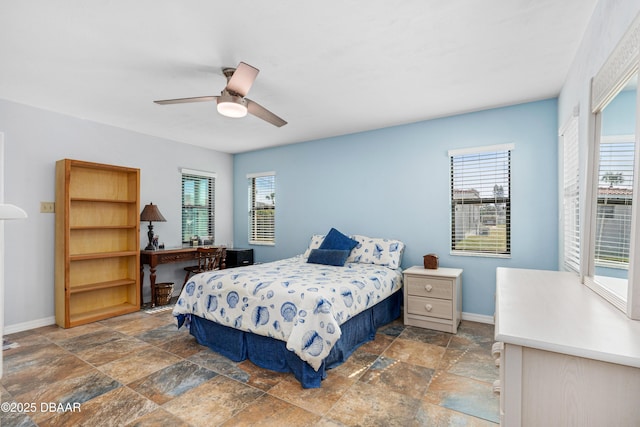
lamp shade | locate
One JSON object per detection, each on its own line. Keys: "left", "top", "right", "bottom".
{"left": 0, "top": 203, "right": 27, "bottom": 220}
{"left": 140, "top": 203, "right": 166, "bottom": 222}
{"left": 217, "top": 92, "right": 248, "bottom": 118}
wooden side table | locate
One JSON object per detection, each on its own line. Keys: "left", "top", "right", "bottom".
{"left": 403, "top": 266, "right": 462, "bottom": 333}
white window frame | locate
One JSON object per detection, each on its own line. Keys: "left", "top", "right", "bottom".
{"left": 181, "top": 168, "right": 216, "bottom": 245}
{"left": 448, "top": 143, "right": 514, "bottom": 258}
{"left": 248, "top": 171, "right": 276, "bottom": 246}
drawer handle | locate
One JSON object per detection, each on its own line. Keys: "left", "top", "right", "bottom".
{"left": 425, "top": 284, "right": 433, "bottom": 292}
{"left": 425, "top": 304, "right": 433, "bottom": 312}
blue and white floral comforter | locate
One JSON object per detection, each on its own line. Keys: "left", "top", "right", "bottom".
{"left": 173, "top": 255, "right": 403, "bottom": 371}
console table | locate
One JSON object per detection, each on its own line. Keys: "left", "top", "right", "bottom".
{"left": 140, "top": 246, "right": 226, "bottom": 306}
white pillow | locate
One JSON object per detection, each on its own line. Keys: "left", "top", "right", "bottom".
{"left": 303, "top": 234, "right": 325, "bottom": 259}
{"left": 346, "top": 235, "right": 405, "bottom": 269}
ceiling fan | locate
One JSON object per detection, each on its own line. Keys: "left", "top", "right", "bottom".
{"left": 154, "top": 62, "right": 287, "bottom": 127}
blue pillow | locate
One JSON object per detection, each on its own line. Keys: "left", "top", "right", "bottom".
{"left": 307, "top": 249, "right": 350, "bottom": 266}
{"left": 319, "top": 228, "right": 358, "bottom": 252}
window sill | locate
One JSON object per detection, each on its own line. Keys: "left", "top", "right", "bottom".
{"left": 249, "top": 241, "right": 275, "bottom": 246}
{"left": 450, "top": 250, "right": 511, "bottom": 259}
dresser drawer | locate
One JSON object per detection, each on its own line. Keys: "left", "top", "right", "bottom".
{"left": 406, "top": 275, "right": 452, "bottom": 299}
{"left": 406, "top": 296, "right": 452, "bottom": 319}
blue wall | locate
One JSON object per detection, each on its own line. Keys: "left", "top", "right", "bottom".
{"left": 233, "top": 99, "right": 559, "bottom": 317}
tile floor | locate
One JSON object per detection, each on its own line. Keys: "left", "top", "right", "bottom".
{"left": 1, "top": 308, "right": 499, "bottom": 426}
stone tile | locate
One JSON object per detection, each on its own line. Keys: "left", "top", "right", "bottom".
{"left": 2, "top": 348, "right": 94, "bottom": 397}
{"left": 453, "top": 321, "right": 496, "bottom": 351}
{"left": 376, "top": 317, "right": 406, "bottom": 337}
{"left": 221, "top": 394, "right": 322, "bottom": 426}
{"left": 0, "top": 384, "right": 37, "bottom": 427}
{"left": 12, "top": 369, "right": 121, "bottom": 424}
{"left": 74, "top": 336, "right": 151, "bottom": 366}
{"left": 382, "top": 337, "right": 446, "bottom": 369}
{"left": 124, "top": 408, "right": 190, "bottom": 427}
{"left": 156, "top": 333, "right": 206, "bottom": 358}
{"left": 2, "top": 331, "right": 52, "bottom": 356}
{"left": 187, "top": 349, "right": 247, "bottom": 379}
{"left": 400, "top": 325, "right": 453, "bottom": 347}
{"left": 134, "top": 323, "right": 188, "bottom": 346}
{"left": 162, "top": 375, "right": 264, "bottom": 425}
{"left": 38, "top": 386, "right": 157, "bottom": 427}
{"left": 96, "top": 310, "right": 149, "bottom": 328}
{"left": 359, "top": 355, "right": 434, "bottom": 400}
{"left": 97, "top": 347, "right": 182, "bottom": 384}
{"left": 424, "top": 371, "right": 499, "bottom": 424}
{"left": 108, "top": 315, "right": 171, "bottom": 336}
{"left": 440, "top": 345, "right": 499, "bottom": 384}
{"left": 128, "top": 360, "right": 218, "bottom": 405}
{"left": 2, "top": 342, "right": 68, "bottom": 376}
{"left": 413, "top": 401, "right": 499, "bottom": 427}
{"left": 267, "top": 372, "right": 355, "bottom": 416}
{"left": 329, "top": 349, "right": 379, "bottom": 381}
{"left": 327, "top": 380, "right": 421, "bottom": 427}
{"left": 235, "top": 360, "right": 290, "bottom": 391}
{"left": 357, "top": 332, "right": 395, "bottom": 355}
{"left": 35, "top": 322, "right": 109, "bottom": 343}
{"left": 57, "top": 329, "right": 128, "bottom": 354}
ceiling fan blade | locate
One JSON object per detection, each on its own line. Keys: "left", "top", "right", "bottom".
{"left": 225, "top": 62, "right": 259, "bottom": 97}
{"left": 154, "top": 96, "right": 218, "bottom": 105}
{"left": 246, "top": 99, "right": 287, "bottom": 127}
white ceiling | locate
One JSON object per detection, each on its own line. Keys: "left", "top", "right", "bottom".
{"left": 0, "top": 1, "right": 598, "bottom": 154}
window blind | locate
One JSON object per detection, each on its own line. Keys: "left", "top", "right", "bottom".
{"left": 181, "top": 170, "right": 215, "bottom": 244}
{"left": 595, "top": 135, "right": 634, "bottom": 268}
{"left": 562, "top": 116, "right": 580, "bottom": 273}
{"left": 449, "top": 144, "right": 512, "bottom": 256}
{"left": 248, "top": 172, "right": 275, "bottom": 244}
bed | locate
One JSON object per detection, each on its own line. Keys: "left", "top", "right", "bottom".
{"left": 173, "top": 229, "right": 405, "bottom": 388}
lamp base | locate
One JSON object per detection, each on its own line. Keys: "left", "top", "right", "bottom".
{"left": 146, "top": 223, "right": 155, "bottom": 250}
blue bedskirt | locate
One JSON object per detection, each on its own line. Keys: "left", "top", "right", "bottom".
{"left": 176, "top": 289, "right": 402, "bottom": 388}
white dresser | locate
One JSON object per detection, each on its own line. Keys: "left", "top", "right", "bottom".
{"left": 403, "top": 266, "right": 462, "bottom": 333}
{"left": 494, "top": 267, "right": 640, "bottom": 426}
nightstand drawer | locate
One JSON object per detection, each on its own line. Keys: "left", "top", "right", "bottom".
{"left": 406, "top": 296, "right": 452, "bottom": 319}
{"left": 406, "top": 276, "right": 452, "bottom": 299}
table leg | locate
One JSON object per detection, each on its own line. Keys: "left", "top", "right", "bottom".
{"left": 150, "top": 265, "right": 157, "bottom": 307}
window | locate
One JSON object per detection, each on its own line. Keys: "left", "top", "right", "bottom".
{"left": 449, "top": 144, "right": 513, "bottom": 257}
{"left": 248, "top": 172, "right": 275, "bottom": 245}
{"left": 595, "top": 135, "right": 634, "bottom": 269}
{"left": 561, "top": 115, "right": 580, "bottom": 273}
{"left": 181, "top": 169, "right": 215, "bottom": 245}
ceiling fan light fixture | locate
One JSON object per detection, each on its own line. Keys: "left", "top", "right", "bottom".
{"left": 217, "top": 92, "right": 248, "bottom": 118}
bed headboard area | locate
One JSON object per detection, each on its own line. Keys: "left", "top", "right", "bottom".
{"left": 303, "top": 227, "right": 405, "bottom": 269}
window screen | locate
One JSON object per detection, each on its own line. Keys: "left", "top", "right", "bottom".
{"left": 449, "top": 144, "right": 513, "bottom": 256}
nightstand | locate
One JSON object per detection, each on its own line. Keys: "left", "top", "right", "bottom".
{"left": 403, "top": 266, "right": 462, "bottom": 333}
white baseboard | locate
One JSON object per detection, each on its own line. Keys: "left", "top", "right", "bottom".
{"left": 462, "top": 312, "right": 494, "bottom": 324}
{"left": 3, "top": 316, "right": 55, "bottom": 335}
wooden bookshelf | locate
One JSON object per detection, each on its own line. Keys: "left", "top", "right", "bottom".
{"left": 55, "top": 159, "right": 140, "bottom": 328}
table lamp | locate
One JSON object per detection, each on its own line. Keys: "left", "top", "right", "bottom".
{"left": 140, "top": 202, "right": 166, "bottom": 250}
